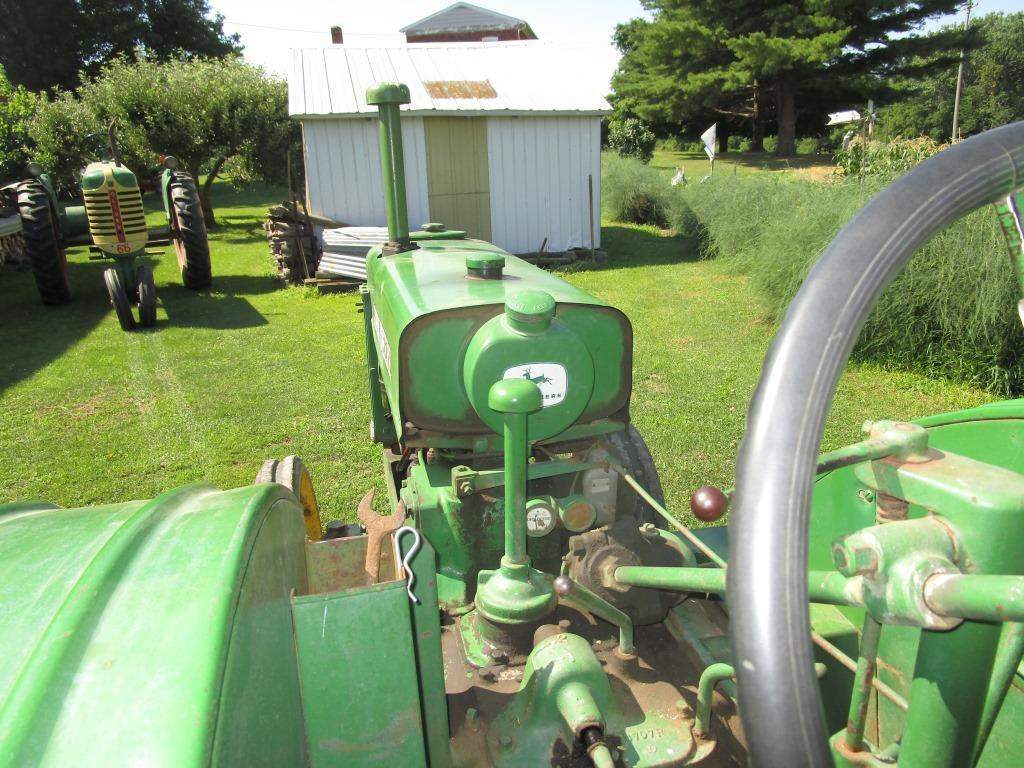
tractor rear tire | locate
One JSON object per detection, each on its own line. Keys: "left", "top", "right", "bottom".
{"left": 136, "top": 264, "right": 156, "bottom": 327}
{"left": 103, "top": 268, "right": 135, "bottom": 331}
{"left": 169, "top": 172, "right": 211, "bottom": 290}
{"left": 255, "top": 455, "right": 323, "bottom": 540}
{"left": 17, "top": 180, "right": 71, "bottom": 306}
{"left": 608, "top": 425, "right": 666, "bottom": 527}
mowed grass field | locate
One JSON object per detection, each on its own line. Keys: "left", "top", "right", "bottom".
{"left": 0, "top": 182, "right": 994, "bottom": 524}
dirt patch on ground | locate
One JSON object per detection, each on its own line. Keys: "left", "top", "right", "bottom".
{"left": 792, "top": 164, "right": 839, "bottom": 181}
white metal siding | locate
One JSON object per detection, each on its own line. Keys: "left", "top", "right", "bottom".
{"left": 302, "top": 117, "right": 430, "bottom": 228}
{"left": 487, "top": 117, "right": 601, "bottom": 254}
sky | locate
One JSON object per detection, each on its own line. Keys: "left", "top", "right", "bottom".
{"left": 208, "top": 0, "right": 1023, "bottom": 85}
{"left": 208, "top": 0, "right": 644, "bottom": 80}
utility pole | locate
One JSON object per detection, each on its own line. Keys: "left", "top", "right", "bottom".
{"left": 951, "top": 1, "right": 974, "bottom": 143}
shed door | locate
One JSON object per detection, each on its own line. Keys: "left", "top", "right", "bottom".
{"left": 424, "top": 118, "right": 491, "bottom": 241}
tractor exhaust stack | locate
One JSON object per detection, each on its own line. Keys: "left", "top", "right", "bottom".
{"left": 366, "top": 82, "right": 416, "bottom": 254}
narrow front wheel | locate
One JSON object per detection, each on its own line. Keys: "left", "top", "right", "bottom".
{"left": 136, "top": 264, "right": 156, "bottom": 327}
{"left": 103, "top": 268, "right": 135, "bottom": 331}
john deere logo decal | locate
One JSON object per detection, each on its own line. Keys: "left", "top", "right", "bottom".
{"left": 503, "top": 363, "right": 567, "bottom": 407}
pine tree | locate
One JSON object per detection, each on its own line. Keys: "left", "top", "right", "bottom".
{"left": 612, "top": 1, "right": 969, "bottom": 155}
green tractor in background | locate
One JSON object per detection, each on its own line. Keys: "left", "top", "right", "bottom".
{"left": 14, "top": 124, "right": 211, "bottom": 329}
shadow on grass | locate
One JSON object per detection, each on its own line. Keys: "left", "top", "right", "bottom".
{"left": 159, "top": 274, "right": 271, "bottom": 330}
{"left": 0, "top": 259, "right": 110, "bottom": 394}
{"left": 211, "top": 218, "right": 270, "bottom": 245}
{"left": 560, "top": 223, "right": 706, "bottom": 275}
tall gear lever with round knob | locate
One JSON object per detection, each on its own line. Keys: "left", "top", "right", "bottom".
{"left": 474, "top": 378, "right": 557, "bottom": 627}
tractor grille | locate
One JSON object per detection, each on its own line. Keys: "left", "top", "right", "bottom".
{"left": 84, "top": 186, "right": 148, "bottom": 242}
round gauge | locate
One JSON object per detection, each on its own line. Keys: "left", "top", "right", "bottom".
{"left": 525, "top": 500, "right": 556, "bottom": 537}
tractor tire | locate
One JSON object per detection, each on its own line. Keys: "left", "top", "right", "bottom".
{"left": 103, "top": 268, "right": 135, "bottom": 331}
{"left": 136, "top": 264, "right": 157, "bottom": 327}
{"left": 254, "top": 455, "right": 323, "bottom": 540}
{"left": 608, "top": 425, "right": 666, "bottom": 527}
{"left": 16, "top": 180, "right": 71, "bottom": 306}
{"left": 168, "top": 171, "right": 211, "bottom": 290}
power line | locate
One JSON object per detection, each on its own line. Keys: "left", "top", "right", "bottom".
{"left": 221, "top": 20, "right": 403, "bottom": 37}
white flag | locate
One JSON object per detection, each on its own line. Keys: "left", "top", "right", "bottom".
{"left": 701, "top": 124, "right": 717, "bottom": 161}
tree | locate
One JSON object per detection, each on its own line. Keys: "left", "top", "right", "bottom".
{"left": 612, "top": 1, "right": 969, "bottom": 156}
{"left": 0, "top": 0, "right": 241, "bottom": 92}
{"left": 883, "top": 12, "right": 1024, "bottom": 141}
{"left": 611, "top": 7, "right": 759, "bottom": 151}
{"left": 28, "top": 57, "right": 296, "bottom": 226}
{"left": 608, "top": 117, "right": 657, "bottom": 162}
{"left": 0, "top": 66, "right": 40, "bottom": 182}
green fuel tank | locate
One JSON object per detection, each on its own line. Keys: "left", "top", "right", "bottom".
{"left": 363, "top": 240, "right": 632, "bottom": 444}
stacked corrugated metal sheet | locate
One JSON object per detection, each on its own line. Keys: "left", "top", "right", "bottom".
{"left": 318, "top": 227, "right": 390, "bottom": 280}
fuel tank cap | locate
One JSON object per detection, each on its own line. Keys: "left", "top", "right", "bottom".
{"left": 505, "top": 290, "right": 556, "bottom": 331}
{"left": 466, "top": 252, "right": 505, "bottom": 279}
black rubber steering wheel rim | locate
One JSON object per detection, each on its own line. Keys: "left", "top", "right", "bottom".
{"left": 728, "top": 121, "right": 1024, "bottom": 767}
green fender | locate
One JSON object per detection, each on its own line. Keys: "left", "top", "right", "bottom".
{"left": 0, "top": 483, "right": 309, "bottom": 768}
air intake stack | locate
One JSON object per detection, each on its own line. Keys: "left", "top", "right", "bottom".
{"left": 366, "top": 82, "right": 417, "bottom": 254}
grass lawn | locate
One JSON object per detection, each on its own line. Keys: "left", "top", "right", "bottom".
{"left": 0, "top": 182, "right": 994, "bottom": 524}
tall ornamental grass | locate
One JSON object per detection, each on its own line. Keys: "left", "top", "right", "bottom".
{"left": 601, "top": 152, "right": 671, "bottom": 227}
{"left": 672, "top": 175, "right": 1024, "bottom": 394}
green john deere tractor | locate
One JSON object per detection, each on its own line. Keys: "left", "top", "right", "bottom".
{"left": 14, "top": 124, "right": 211, "bottom": 329}
{"left": 1, "top": 86, "right": 1024, "bottom": 768}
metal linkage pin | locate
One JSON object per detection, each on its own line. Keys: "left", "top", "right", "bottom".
{"left": 395, "top": 526, "right": 422, "bottom": 604}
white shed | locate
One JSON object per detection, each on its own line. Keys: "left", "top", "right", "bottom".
{"left": 289, "top": 42, "right": 611, "bottom": 254}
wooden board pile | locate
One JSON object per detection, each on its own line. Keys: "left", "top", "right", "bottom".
{"left": 263, "top": 203, "right": 321, "bottom": 284}
{"left": 0, "top": 213, "right": 26, "bottom": 269}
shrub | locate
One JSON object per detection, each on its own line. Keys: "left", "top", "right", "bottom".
{"left": 608, "top": 117, "right": 656, "bottom": 163}
{"left": 796, "top": 137, "right": 821, "bottom": 155}
{"left": 601, "top": 151, "right": 671, "bottom": 227}
{"left": 675, "top": 174, "right": 1024, "bottom": 394}
{"left": 834, "top": 137, "right": 944, "bottom": 179}
{"left": 0, "top": 66, "right": 40, "bottom": 182}
{"left": 27, "top": 56, "right": 295, "bottom": 225}
{"left": 763, "top": 135, "right": 778, "bottom": 153}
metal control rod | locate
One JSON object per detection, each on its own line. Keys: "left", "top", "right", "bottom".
{"left": 553, "top": 575, "right": 635, "bottom": 655}
{"left": 608, "top": 462, "right": 727, "bottom": 568}
{"left": 612, "top": 568, "right": 908, "bottom": 711}
{"left": 608, "top": 461, "right": 915, "bottom": 714}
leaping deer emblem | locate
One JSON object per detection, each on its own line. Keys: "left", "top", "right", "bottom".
{"left": 521, "top": 367, "right": 552, "bottom": 386}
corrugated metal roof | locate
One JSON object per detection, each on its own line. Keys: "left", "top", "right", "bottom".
{"left": 400, "top": 2, "right": 529, "bottom": 34}
{"left": 289, "top": 42, "right": 612, "bottom": 118}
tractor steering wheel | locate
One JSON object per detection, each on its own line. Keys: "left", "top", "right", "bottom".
{"left": 728, "top": 121, "right": 1024, "bottom": 767}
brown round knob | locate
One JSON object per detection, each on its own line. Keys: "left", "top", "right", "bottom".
{"left": 690, "top": 486, "right": 729, "bottom": 522}
{"left": 553, "top": 575, "right": 574, "bottom": 597}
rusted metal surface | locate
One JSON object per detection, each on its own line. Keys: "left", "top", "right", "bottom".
{"left": 424, "top": 80, "right": 498, "bottom": 100}
{"left": 445, "top": 602, "right": 745, "bottom": 766}
{"left": 357, "top": 490, "right": 407, "bottom": 585}
{"left": 305, "top": 532, "right": 399, "bottom": 594}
